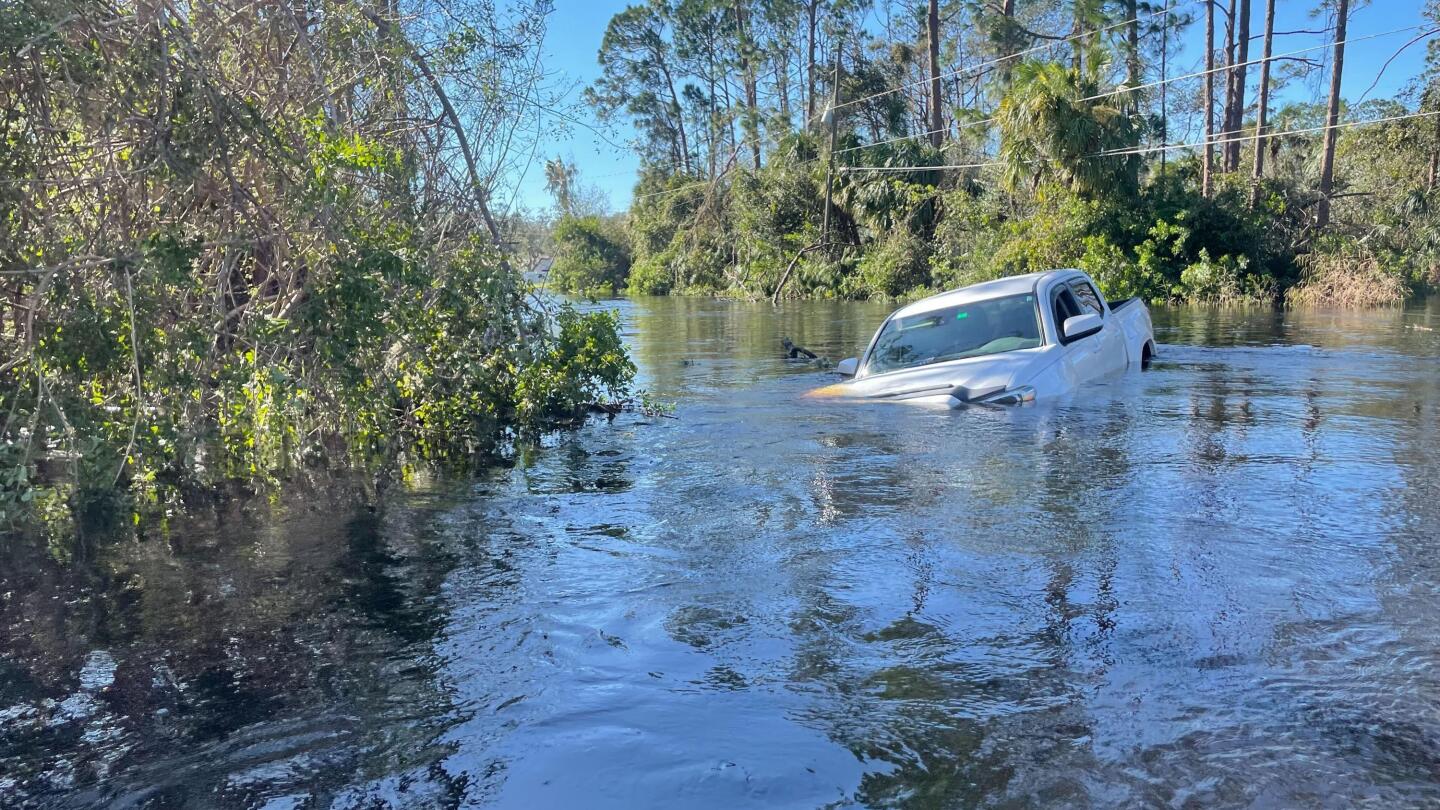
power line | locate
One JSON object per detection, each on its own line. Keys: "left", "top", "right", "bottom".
{"left": 1080, "top": 23, "right": 1435, "bottom": 106}
{"left": 630, "top": 109, "right": 1439, "bottom": 207}
{"left": 831, "top": 22, "right": 1433, "bottom": 159}
{"left": 820, "top": 1, "right": 1185, "bottom": 119}
{"left": 614, "top": 3, "right": 1189, "bottom": 179}
{"left": 631, "top": 151, "right": 830, "bottom": 202}
{"left": 635, "top": 105, "right": 1438, "bottom": 198}
{"left": 631, "top": 20, "right": 1432, "bottom": 182}
{"left": 619, "top": 13, "right": 1434, "bottom": 202}
{"left": 834, "top": 109, "right": 1440, "bottom": 173}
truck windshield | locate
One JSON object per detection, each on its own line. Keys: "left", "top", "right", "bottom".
{"left": 865, "top": 293, "right": 1043, "bottom": 375}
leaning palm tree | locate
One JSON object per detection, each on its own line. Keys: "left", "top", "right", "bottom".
{"left": 996, "top": 49, "right": 1143, "bottom": 200}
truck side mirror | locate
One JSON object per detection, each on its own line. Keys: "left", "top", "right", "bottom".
{"left": 836, "top": 357, "right": 858, "bottom": 377}
{"left": 1062, "top": 313, "right": 1103, "bottom": 343}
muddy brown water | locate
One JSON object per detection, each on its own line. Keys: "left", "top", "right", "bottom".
{"left": 4, "top": 298, "right": 1440, "bottom": 808}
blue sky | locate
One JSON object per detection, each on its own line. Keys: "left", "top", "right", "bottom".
{"left": 512, "top": 0, "right": 1435, "bottom": 215}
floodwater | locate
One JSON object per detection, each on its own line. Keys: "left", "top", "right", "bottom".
{"left": 5, "top": 298, "right": 1440, "bottom": 809}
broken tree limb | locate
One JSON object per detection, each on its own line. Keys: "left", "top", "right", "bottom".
{"left": 364, "top": 10, "right": 505, "bottom": 252}
{"left": 771, "top": 241, "right": 828, "bottom": 305}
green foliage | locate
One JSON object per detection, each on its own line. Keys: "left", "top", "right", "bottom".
{"left": 0, "top": 0, "right": 638, "bottom": 534}
{"left": 582, "top": 0, "right": 1437, "bottom": 312}
{"left": 929, "top": 190, "right": 1007, "bottom": 289}
{"left": 549, "top": 215, "right": 632, "bottom": 295}
{"left": 626, "top": 252, "right": 676, "bottom": 296}
{"left": 997, "top": 56, "right": 1143, "bottom": 199}
{"left": 857, "top": 230, "right": 932, "bottom": 298}
{"left": 514, "top": 308, "right": 635, "bottom": 423}
{"left": 624, "top": 171, "right": 730, "bottom": 294}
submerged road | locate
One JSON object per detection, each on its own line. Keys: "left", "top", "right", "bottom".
{"left": 5, "top": 298, "right": 1440, "bottom": 808}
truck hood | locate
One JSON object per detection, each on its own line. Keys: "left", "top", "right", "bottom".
{"left": 808, "top": 347, "right": 1059, "bottom": 403}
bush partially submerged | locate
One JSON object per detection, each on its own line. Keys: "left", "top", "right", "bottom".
{"left": 857, "top": 230, "right": 931, "bottom": 298}
{"left": 548, "top": 215, "right": 632, "bottom": 296}
{"left": 1287, "top": 244, "right": 1409, "bottom": 308}
{"left": 2, "top": 236, "right": 637, "bottom": 534}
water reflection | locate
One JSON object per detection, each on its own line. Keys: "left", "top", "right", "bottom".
{"left": 3, "top": 298, "right": 1440, "bottom": 807}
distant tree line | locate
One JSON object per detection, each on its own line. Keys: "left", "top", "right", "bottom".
{"left": 548, "top": 0, "right": 1440, "bottom": 306}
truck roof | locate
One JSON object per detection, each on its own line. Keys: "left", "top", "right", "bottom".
{"left": 891, "top": 270, "right": 1078, "bottom": 319}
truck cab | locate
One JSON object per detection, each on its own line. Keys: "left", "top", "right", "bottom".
{"left": 817, "top": 270, "right": 1155, "bottom": 407}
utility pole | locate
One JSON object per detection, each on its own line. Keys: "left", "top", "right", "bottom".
{"left": 822, "top": 41, "right": 841, "bottom": 241}
{"left": 1160, "top": 4, "right": 1168, "bottom": 175}
{"left": 927, "top": 0, "right": 943, "bottom": 148}
{"left": 1202, "top": 0, "right": 1215, "bottom": 198}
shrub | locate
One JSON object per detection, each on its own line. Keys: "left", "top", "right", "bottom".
{"left": 857, "top": 230, "right": 931, "bottom": 298}
{"left": 1178, "top": 250, "right": 1248, "bottom": 303}
{"left": 549, "top": 215, "right": 632, "bottom": 295}
{"left": 1287, "top": 243, "right": 1409, "bottom": 308}
{"left": 514, "top": 308, "right": 635, "bottom": 423}
{"left": 929, "top": 189, "right": 1007, "bottom": 290}
{"left": 1079, "top": 234, "right": 1154, "bottom": 301}
{"left": 986, "top": 189, "right": 1099, "bottom": 277}
{"left": 626, "top": 251, "right": 673, "bottom": 295}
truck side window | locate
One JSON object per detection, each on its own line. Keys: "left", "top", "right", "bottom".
{"left": 1070, "top": 281, "right": 1104, "bottom": 316}
{"left": 1052, "top": 286, "right": 1082, "bottom": 330}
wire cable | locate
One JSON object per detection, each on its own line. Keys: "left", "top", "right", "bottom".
{"left": 830, "top": 22, "right": 1433, "bottom": 158}
{"left": 820, "top": 2, "right": 1186, "bottom": 119}
{"left": 834, "top": 109, "right": 1440, "bottom": 173}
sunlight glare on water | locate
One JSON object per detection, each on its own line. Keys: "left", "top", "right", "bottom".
{"left": 3, "top": 298, "right": 1440, "bottom": 808}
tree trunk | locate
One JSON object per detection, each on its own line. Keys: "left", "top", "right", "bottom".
{"left": 1225, "top": 0, "right": 1252, "bottom": 171}
{"left": 806, "top": 0, "right": 818, "bottom": 131}
{"left": 928, "top": 0, "right": 943, "bottom": 147}
{"left": 823, "top": 42, "right": 840, "bottom": 240}
{"left": 721, "top": 67, "right": 736, "bottom": 156}
{"left": 734, "top": 0, "right": 761, "bottom": 169}
{"left": 1000, "top": 0, "right": 1017, "bottom": 88}
{"left": 1071, "top": 0, "right": 1083, "bottom": 75}
{"left": 776, "top": 50, "right": 791, "bottom": 124}
{"left": 657, "top": 60, "right": 692, "bottom": 174}
{"left": 1221, "top": 0, "right": 1237, "bottom": 170}
{"left": 1160, "top": 3, "right": 1169, "bottom": 173}
{"left": 707, "top": 45, "right": 719, "bottom": 179}
{"left": 1203, "top": 0, "right": 1215, "bottom": 197}
{"left": 1428, "top": 85, "right": 1440, "bottom": 192}
{"left": 1316, "top": 0, "right": 1348, "bottom": 228}
{"left": 1125, "top": 0, "right": 1140, "bottom": 106}
{"left": 1249, "top": 0, "right": 1275, "bottom": 205}
{"left": 1430, "top": 101, "right": 1440, "bottom": 192}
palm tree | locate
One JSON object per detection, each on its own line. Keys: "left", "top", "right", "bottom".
{"left": 996, "top": 51, "right": 1142, "bottom": 199}
{"left": 544, "top": 157, "right": 578, "bottom": 216}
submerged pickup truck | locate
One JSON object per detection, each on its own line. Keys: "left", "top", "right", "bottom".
{"left": 808, "top": 269, "right": 1155, "bottom": 407}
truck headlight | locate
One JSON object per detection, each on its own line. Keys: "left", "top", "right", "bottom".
{"left": 975, "top": 385, "right": 1036, "bottom": 406}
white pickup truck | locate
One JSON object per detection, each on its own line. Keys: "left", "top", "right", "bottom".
{"left": 809, "top": 269, "right": 1155, "bottom": 407}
